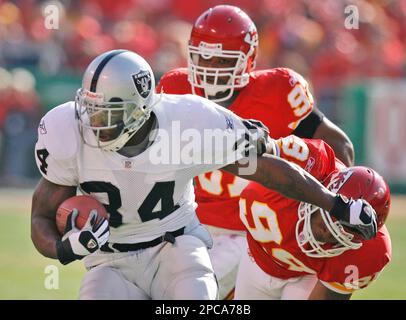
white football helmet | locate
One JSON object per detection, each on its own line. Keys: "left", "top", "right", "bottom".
{"left": 75, "top": 50, "right": 158, "bottom": 151}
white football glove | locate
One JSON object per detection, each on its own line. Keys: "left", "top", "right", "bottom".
{"left": 56, "top": 209, "right": 109, "bottom": 265}
{"left": 330, "top": 195, "right": 378, "bottom": 240}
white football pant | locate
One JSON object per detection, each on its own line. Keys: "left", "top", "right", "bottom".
{"left": 79, "top": 218, "right": 218, "bottom": 300}
{"left": 234, "top": 248, "right": 318, "bottom": 300}
{"left": 205, "top": 225, "right": 247, "bottom": 300}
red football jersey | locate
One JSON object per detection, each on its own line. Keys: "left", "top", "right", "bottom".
{"left": 240, "top": 137, "right": 392, "bottom": 294}
{"left": 157, "top": 67, "right": 314, "bottom": 230}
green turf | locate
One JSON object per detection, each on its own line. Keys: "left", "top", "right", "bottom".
{"left": 352, "top": 215, "right": 406, "bottom": 300}
{"left": 0, "top": 192, "right": 405, "bottom": 299}
{"left": 0, "top": 211, "right": 85, "bottom": 299}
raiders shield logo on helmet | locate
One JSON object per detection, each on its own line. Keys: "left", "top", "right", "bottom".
{"left": 132, "top": 70, "right": 152, "bottom": 98}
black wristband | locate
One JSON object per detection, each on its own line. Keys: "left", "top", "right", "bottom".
{"left": 330, "top": 194, "right": 351, "bottom": 222}
{"left": 56, "top": 239, "right": 78, "bottom": 265}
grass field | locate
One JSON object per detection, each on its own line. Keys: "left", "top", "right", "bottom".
{"left": 0, "top": 188, "right": 405, "bottom": 299}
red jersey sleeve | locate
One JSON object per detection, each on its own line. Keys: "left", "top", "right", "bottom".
{"left": 275, "top": 136, "right": 337, "bottom": 181}
{"left": 156, "top": 68, "right": 192, "bottom": 94}
{"left": 318, "top": 226, "right": 392, "bottom": 294}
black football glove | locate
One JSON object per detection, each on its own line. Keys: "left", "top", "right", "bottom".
{"left": 56, "top": 209, "right": 109, "bottom": 265}
{"left": 330, "top": 195, "right": 378, "bottom": 240}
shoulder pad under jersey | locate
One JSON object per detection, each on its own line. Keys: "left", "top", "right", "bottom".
{"left": 37, "top": 101, "right": 79, "bottom": 160}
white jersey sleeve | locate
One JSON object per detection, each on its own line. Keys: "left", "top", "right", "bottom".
{"left": 34, "top": 102, "right": 79, "bottom": 186}
{"left": 195, "top": 102, "right": 268, "bottom": 176}
{"left": 150, "top": 94, "right": 270, "bottom": 179}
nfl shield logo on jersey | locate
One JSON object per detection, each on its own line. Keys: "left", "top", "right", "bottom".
{"left": 122, "top": 159, "right": 133, "bottom": 169}
{"left": 225, "top": 116, "right": 234, "bottom": 130}
{"left": 132, "top": 70, "right": 152, "bottom": 98}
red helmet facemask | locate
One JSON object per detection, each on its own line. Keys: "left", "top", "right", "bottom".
{"left": 187, "top": 5, "right": 258, "bottom": 102}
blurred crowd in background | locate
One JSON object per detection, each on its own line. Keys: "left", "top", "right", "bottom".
{"left": 0, "top": 0, "right": 405, "bottom": 186}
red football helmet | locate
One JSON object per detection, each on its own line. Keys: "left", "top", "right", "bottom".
{"left": 188, "top": 5, "right": 258, "bottom": 102}
{"left": 297, "top": 166, "right": 390, "bottom": 258}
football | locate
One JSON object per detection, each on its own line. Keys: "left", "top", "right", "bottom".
{"left": 56, "top": 195, "right": 108, "bottom": 235}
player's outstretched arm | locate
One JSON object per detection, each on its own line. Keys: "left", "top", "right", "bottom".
{"left": 31, "top": 177, "right": 76, "bottom": 259}
{"left": 223, "top": 154, "right": 377, "bottom": 240}
{"left": 223, "top": 153, "right": 336, "bottom": 212}
{"left": 308, "top": 281, "right": 352, "bottom": 300}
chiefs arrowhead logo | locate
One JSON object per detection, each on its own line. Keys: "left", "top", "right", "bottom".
{"left": 326, "top": 169, "right": 354, "bottom": 193}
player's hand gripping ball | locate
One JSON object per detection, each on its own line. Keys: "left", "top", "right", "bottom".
{"left": 56, "top": 195, "right": 108, "bottom": 235}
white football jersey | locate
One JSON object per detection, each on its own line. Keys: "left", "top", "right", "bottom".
{"left": 35, "top": 93, "right": 265, "bottom": 244}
